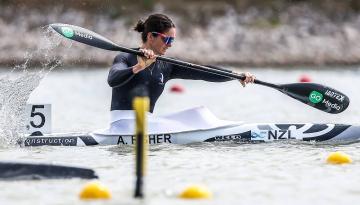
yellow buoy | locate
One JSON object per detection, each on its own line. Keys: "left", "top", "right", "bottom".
{"left": 179, "top": 185, "right": 212, "bottom": 199}
{"left": 326, "top": 151, "right": 352, "bottom": 164}
{"left": 79, "top": 181, "right": 112, "bottom": 200}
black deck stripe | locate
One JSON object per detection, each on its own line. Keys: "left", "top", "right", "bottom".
{"left": 303, "top": 124, "right": 351, "bottom": 141}
{"left": 303, "top": 124, "right": 329, "bottom": 134}
{"left": 275, "top": 124, "right": 306, "bottom": 130}
{"left": 79, "top": 136, "right": 99, "bottom": 146}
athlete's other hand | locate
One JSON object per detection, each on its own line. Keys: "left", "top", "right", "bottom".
{"left": 240, "top": 72, "right": 256, "bottom": 87}
{"left": 133, "top": 48, "right": 157, "bottom": 74}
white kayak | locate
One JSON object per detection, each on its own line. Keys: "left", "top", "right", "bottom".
{"left": 22, "top": 107, "right": 360, "bottom": 146}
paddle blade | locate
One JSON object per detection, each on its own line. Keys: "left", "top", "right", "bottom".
{"left": 280, "top": 83, "right": 350, "bottom": 114}
{"left": 50, "top": 23, "right": 120, "bottom": 51}
{"left": 0, "top": 162, "right": 98, "bottom": 180}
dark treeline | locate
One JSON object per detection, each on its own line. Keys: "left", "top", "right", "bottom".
{"left": 2, "top": 0, "right": 360, "bottom": 31}
{"left": 2, "top": 0, "right": 360, "bottom": 67}
{"left": 2, "top": 0, "right": 360, "bottom": 20}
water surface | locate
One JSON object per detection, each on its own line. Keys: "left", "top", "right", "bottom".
{"left": 0, "top": 67, "right": 359, "bottom": 205}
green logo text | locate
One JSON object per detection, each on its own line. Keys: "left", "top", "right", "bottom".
{"left": 61, "top": 27, "right": 74, "bottom": 38}
{"left": 309, "top": 91, "right": 323, "bottom": 104}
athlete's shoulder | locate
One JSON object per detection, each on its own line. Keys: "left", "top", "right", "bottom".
{"left": 113, "top": 51, "right": 137, "bottom": 64}
{"left": 113, "top": 52, "right": 131, "bottom": 61}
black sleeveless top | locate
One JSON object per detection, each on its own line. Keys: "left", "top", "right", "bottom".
{"left": 108, "top": 52, "right": 233, "bottom": 112}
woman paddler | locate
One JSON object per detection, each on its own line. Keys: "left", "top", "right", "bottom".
{"left": 108, "top": 13, "right": 255, "bottom": 113}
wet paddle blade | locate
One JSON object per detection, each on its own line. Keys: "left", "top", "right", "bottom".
{"left": 50, "top": 23, "right": 121, "bottom": 51}
{"left": 279, "top": 83, "right": 350, "bottom": 114}
{"left": 50, "top": 23, "right": 143, "bottom": 56}
{"left": 0, "top": 162, "right": 98, "bottom": 180}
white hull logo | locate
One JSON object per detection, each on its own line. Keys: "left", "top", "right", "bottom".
{"left": 159, "top": 73, "right": 164, "bottom": 84}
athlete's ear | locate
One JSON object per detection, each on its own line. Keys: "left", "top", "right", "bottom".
{"left": 147, "top": 32, "right": 154, "bottom": 42}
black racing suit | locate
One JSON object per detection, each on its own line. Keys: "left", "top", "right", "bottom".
{"left": 108, "top": 52, "right": 233, "bottom": 113}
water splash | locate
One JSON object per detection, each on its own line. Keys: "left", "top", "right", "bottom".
{"left": 0, "top": 26, "right": 65, "bottom": 146}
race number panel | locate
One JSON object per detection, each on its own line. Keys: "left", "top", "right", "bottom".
{"left": 25, "top": 104, "right": 51, "bottom": 135}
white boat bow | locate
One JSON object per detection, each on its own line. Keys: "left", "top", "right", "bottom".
{"left": 99, "top": 106, "right": 241, "bottom": 135}
{"left": 22, "top": 107, "right": 360, "bottom": 146}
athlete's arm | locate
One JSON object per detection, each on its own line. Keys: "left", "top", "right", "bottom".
{"left": 108, "top": 54, "right": 135, "bottom": 87}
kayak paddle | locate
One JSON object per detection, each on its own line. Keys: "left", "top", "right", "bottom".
{"left": 0, "top": 162, "right": 98, "bottom": 180}
{"left": 49, "top": 23, "right": 350, "bottom": 114}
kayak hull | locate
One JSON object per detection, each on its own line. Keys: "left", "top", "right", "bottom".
{"left": 22, "top": 123, "right": 360, "bottom": 146}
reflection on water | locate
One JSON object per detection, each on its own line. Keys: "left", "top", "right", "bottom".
{"left": 106, "top": 145, "right": 133, "bottom": 156}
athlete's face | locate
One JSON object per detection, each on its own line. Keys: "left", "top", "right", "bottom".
{"left": 148, "top": 27, "right": 176, "bottom": 55}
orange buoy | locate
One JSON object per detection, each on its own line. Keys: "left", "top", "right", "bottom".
{"left": 299, "top": 74, "right": 312, "bottom": 83}
{"left": 170, "top": 84, "right": 184, "bottom": 93}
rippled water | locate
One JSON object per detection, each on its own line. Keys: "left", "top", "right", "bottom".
{"left": 0, "top": 67, "right": 359, "bottom": 205}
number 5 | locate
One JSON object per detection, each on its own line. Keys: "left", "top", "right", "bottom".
{"left": 30, "top": 105, "right": 46, "bottom": 128}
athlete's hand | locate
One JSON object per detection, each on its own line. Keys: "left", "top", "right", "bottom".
{"left": 133, "top": 48, "right": 157, "bottom": 74}
{"left": 239, "top": 72, "right": 255, "bottom": 87}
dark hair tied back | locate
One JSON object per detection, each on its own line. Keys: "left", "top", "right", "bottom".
{"left": 133, "top": 14, "right": 175, "bottom": 43}
{"left": 134, "top": 20, "right": 145, "bottom": 32}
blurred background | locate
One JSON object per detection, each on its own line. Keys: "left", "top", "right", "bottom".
{"left": 2, "top": 0, "right": 360, "bottom": 67}
{"left": 0, "top": 3, "right": 359, "bottom": 205}
{"left": 0, "top": 0, "right": 359, "bottom": 138}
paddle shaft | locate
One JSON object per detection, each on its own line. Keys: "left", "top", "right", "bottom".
{"left": 51, "top": 23, "right": 279, "bottom": 88}
{"left": 49, "top": 23, "right": 349, "bottom": 114}
{"left": 115, "top": 46, "right": 244, "bottom": 78}
{"left": 108, "top": 45, "right": 282, "bottom": 89}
